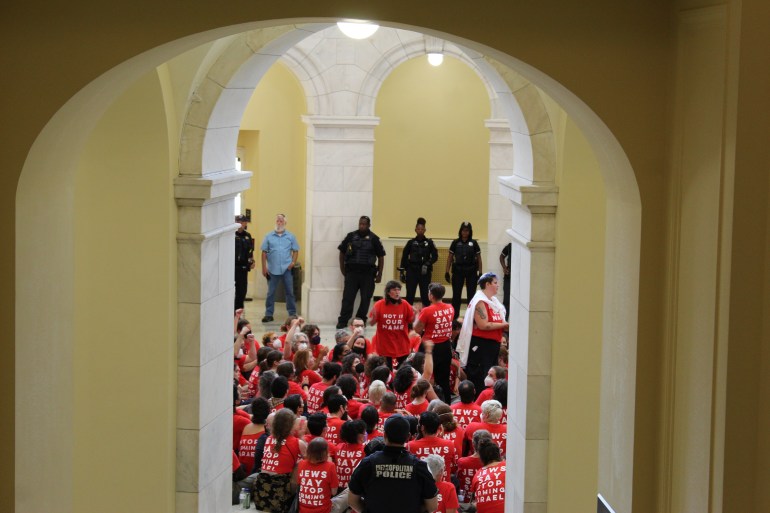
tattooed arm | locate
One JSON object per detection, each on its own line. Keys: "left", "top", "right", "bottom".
{"left": 473, "top": 302, "right": 507, "bottom": 331}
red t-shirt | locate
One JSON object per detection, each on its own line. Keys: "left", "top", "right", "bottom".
{"left": 471, "top": 302, "right": 504, "bottom": 342}
{"left": 300, "top": 369, "right": 322, "bottom": 387}
{"left": 418, "top": 303, "right": 455, "bottom": 343}
{"left": 475, "top": 387, "right": 494, "bottom": 405}
{"left": 457, "top": 455, "right": 483, "bottom": 503}
{"left": 347, "top": 398, "right": 364, "bottom": 420}
{"left": 393, "top": 385, "right": 413, "bottom": 411}
{"left": 370, "top": 299, "right": 414, "bottom": 357}
{"left": 325, "top": 416, "right": 345, "bottom": 445}
{"left": 288, "top": 380, "right": 309, "bottom": 402}
{"left": 247, "top": 370, "right": 260, "bottom": 398}
{"left": 376, "top": 411, "right": 393, "bottom": 432}
{"left": 261, "top": 435, "right": 301, "bottom": 474}
{"left": 233, "top": 412, "right": 251, "bottom": 451}
{"left": 471, "top": 462, "right": 506, "bottom": 513}
{"left": 233, "top": 450, "right": 242, "bottom": 472}
{"left": 439, "top": 425, "right": 465, "bottom": 471}
{"left": 407, "top": 435, "right": 456, "bottom": 482}
{"left": 297, "top": 459, "right": 339, "bottom": 513}
{"left": 366, "top": 429, "right": 384, "bottom": 442}
{"left": 333, "top": 442, "right": 365, "bottom": 489}
{"left": 451, "top": 402, "right": 482, "bottom": 430}
{"left": 436, "top": 479, "right": 460, "bottom": 513}
{"left": 464, "top": 422, "right": 507, "bottom": 457}
{"left": 306, "top": 382, "right": 330, "bottom": 413}
{"left": 238, "top": 430, "right": 265, "bottom": 473}
{"left": 405, "top": 400, "right": 429, "bottom": 417}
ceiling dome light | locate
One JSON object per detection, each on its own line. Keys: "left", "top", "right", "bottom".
{"left": 337, "top": 21, "right": 380, "bottom": 40}
{"left": 427, "top": 53, "right": 444, "bottom": 66}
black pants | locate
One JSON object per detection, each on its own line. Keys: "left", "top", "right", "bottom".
{"left": 431, "top": 340, "right": 453, "bottom": 403}
{"left": 234, "top": 266, "right": 249, "bottom": 311}
{"left": 451, "top": 266, "right": 477, "bottom": 319}
{"left": 338, "top": 267, "right": 376, "bottom": 327}
{"left": 464, "top": 335, "right": 501, "bottom": 399}
{"left": 405, "top": 265, "right": 431, "bottom": 306}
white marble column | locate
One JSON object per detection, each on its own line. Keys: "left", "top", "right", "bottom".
{"left": 302, "top": 115, "right": 379, "bottom": 323}
{"left": 499, "top": 176, "right": 558, "bottom": 513}
{"left": 486, "top": 119, "right": 515, "bottom": 306}
{"left": 174, "top": 170, "right": 251, "bottom": 513}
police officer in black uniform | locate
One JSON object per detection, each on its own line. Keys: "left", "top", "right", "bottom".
{"left": 399, "top": 217, "right": 438, "bottom": 306}
{"left": 445, "top": 221, "right": 482, "bottom": 320}
{"left": 234, "top": 214, "right": 255, "bottom": 311}
{"left": 348, "top": 415, "right": 438, "bottom": 513}
{"left": 337, "top": 216, "right": 386, "bottom": 329}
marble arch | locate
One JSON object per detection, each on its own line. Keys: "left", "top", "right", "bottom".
{"left": 176, "top": 23, "right": 561, "bottom": 513}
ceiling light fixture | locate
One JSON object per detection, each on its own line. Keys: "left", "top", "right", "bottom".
{"left": 337, "top": 20, "right": 380, "bottom": 40}
{"left": 427, "top": 53, "right": 444, "bottom": 66}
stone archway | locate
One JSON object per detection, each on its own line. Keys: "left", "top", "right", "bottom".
{"left": 176, "top": 23, "right": 562, "bottom": 513}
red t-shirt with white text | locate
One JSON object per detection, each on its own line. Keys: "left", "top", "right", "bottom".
{"left": 407, "top": 435, "right": 456, "bottom": 482}
{"left": 333, "top": 442, "right": 365, "bottom": 489}
{"left": 297, "top": 459, "right": 339, "bottom": 513}
{"left": 464, "top": 422, "right": 507, "bottom": 457}
{"left": 306, "top": 382, "right": 330, "bottom": 413}
{"left": 451, "top": 402, "right": 482, "bottom": 430}
{"left": 436, "top": 479, "right": 460, "bottom": 513}
{"left": 471, "top": 302, "right": 504, "bottom": 342}
{"left": 371, "top": 299, "right": 414, "bottom": 357}
{"left": 457, "top": 455, "right": 483, "bottom": 503}
{"left": 419, "top": 303, "right": 455, "bottom": 343}
{"left": 471, "top": 462, "right": 506, "bottom": 513}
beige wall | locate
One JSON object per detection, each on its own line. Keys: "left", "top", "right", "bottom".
{"left": 72, "top": 70, "right": 177, "bottom": 512}
{"left": 549, "top": 116, "right": 605, "bottom": 512}
{"left": 239, "top": 62, "right": 308, "bottom": 280}
{"left": 373, "top": 55, "right": 490, "bottom": 240}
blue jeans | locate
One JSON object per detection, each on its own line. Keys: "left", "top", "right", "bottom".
{"left": 265, "top": 268, "right": 296, "bottom": 316}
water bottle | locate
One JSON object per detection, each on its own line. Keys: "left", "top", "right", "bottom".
{"left": 458, "top": 489, "right": 466, "bottom": 503}
{"left": 240, "top": 488, "right": 250, "bottom": 509}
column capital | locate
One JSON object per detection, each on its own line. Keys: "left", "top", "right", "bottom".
{"left": 498, "top": 175, "right": 558, "bottom": 209}
{"left": 174, "top": 169, "right": 251, "bottom": 202}
{"left": 302, "top": 115, "right": 380, "bottom": 128}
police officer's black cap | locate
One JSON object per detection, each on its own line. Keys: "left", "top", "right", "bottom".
{"left": 359, "top": 215, "right": 371, "bottom": 224}
{"left": 384, "top": 414, "right": 411, "bottom": 444}
{"left": 235, "top": 215, "right": 249, "bottom": 222}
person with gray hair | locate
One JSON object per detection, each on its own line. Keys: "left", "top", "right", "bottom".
{"left": 367, "top": 380, "right": 387, "bottom": 409}
{"left": 423, "top": 454, "right": 459, "bottom": 513}
{"left": 456, "top": 429, "right": 493, "bottom": 507}
{"left": 463, "top": 400, "right": 507, "bottom": 458}
{"left": 260, "top": 213, "right": 299, "bottom": 323}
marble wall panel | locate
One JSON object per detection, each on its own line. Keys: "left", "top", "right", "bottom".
{"left": 202, "top": 126, "right": 240, "bottom": 174}
{"left": 178, "top": 241, "right": 203, "bottom": 303}
{"left": 529, "top": 250, "right": 555, "bottom": 312}
{"left": 312, "top": 215, "right": 344, "bottom": 242}
{"left": 343, "top": 166, "right": 373, "bottom": 192}
{"left": 313, "top": 166, "right": 345, "bottom": 191}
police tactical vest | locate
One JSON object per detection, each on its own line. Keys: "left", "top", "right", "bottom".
{"left": 454, "top": 240, "right": 476, "bottom": 266}
{"left": 407, "top": 238, "right": 432, "bottom": 266}
{"left": 235, "top": 232, "right": 253, "bottom": 266}
{"left": 346, "top": 233, "right": 377, "bottom": 267}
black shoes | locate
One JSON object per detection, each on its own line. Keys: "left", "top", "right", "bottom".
{"left": 262, "top": 316, "right": 274, "bottom": 323}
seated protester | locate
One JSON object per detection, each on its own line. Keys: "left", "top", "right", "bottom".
{"left": 337, "top": 374, "right": 364, "bottom": 420}
{"left": 370, "top": 365, "right": 393, "bottom": 392}
{"left": 334, "top": 419, "right": 366, "bottom": 489}
{"left": 475, "top": 366, "right": 507, "bottom": 405}
{"left": 259, "top": 349, "right": 284, "bottom": 374}
{"left": 405, "top": 378, "right": 431, "bottom": 417}
{"left": 392, "top": 341, "right": 436, "bottom": 410}
{"left": 251, "top": 412, "right": 276, "bottom": 474}
{"left": 232, "top": 450, "right": 248, "bottom": 505}
{"left": 256, "top": 370, "right": 277, "bottom": 402}
{"left": 406, "top": 411, "right": 457, "bottom": 482}
{"left": 348, "top": 415, "right": 438, "bottom": 513}
{"left": 306, "top": 362, "right": 342, "bottom": 413}
{"left": 294, "top": 349, "right": 322, "bottom": 390}
{"left": 318, "top": 385, "right": 342, "bottom": 415}
{"left": 302, "top": 323, "right": 330, "bottom": 363}
{"left": 239, "top": 397, "right": 271, "bottom": 473}
{"left": 449, "top": 346, "right": 464, "bottom": 399}
{"left": 457, "top": 430, "right": 493, "bottom": 505}
{"left": 433, "top": 403, "right": 464, "bottom": 473}
{"left": 233, "top": 386, "right": 252, "bottom": 451}
{"left": 254, "top": 408, "right": 306, "bottom": 512}
{"left": 283, "top": 394, "right": 307, "bottom": 437}
{"left": 392, "top": 364, "right": 417, "bottom": 410}
{"left": 282, "top": 319, "right": 310, "bottom": 361}
{"left": 359, "top": 405, "right": 383, "bottom": 442}
{"left": 423, "top": 454, "right": 459, "bottom": 513}
{"left": 451, "top": 380, "right": 483, "bottom": 429}
{"left": 360, "top": 354, "right": 385, "bottom": 398}
{"left": 276, "top": 361, "right": 309, "bottom": 402}
{"left": 248, "top": 350, "right": 281, "bottom": 397}
{"left": 334, "top": 328, "right": 351, "bottom": 347}
{"left": 497, "top": 344, "right": 508, "bottom": 370}
{"left": 329, "top": 342, "right": 352, "bottom": 364}
{"left": 492, "top": 379, "right": 508, "bottom": 424}
{"left": 296, "top": 438, "right": 339, "bottom": 513}
{"left": 262, "top": 331, "right": 281, "bottom": 349}
{"left": 348, "top": 333, "right": 368, "bottom": 360}
{"left": 367, "top": 380, "right": 387, "bottom": 410}
{"left": 470, "top": 439, "right": 506, "bottom": 513}
{"left": 348, "top": 317, "right": 376, "bottom": 355}
{"left": 304, "top": 413, "right": 327, "bottom": 445}
{"left": 341, "top": 352, "right": 365, "bottom": 384}
{"left": 463, "top": 400, "right": 507, "bottom": 457}
{"left": 270, "top": 376, "right": 290, "bottom": 412}
{"left": 325, "top": 394, "right": 348, "bottom": 445}
{"left": 377, "top": 392, "right": 398, "bottom": 431}
{"left": 276, "top": 315, "right": 299, "bottom": 348}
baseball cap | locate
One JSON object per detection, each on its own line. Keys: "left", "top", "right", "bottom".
{"left": 384, "top": 414, "right": 411, "bottom": 444}
{"left": 235, "top": 215, "right": 249, "bottom": 222}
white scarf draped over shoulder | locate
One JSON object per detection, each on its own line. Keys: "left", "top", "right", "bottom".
{"left": 457, "top": 290, "right": 507, "bottom": 366}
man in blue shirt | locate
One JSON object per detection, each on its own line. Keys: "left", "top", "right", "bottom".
{"left": 260, "top": 213, "right": 299, "bottom": 322}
